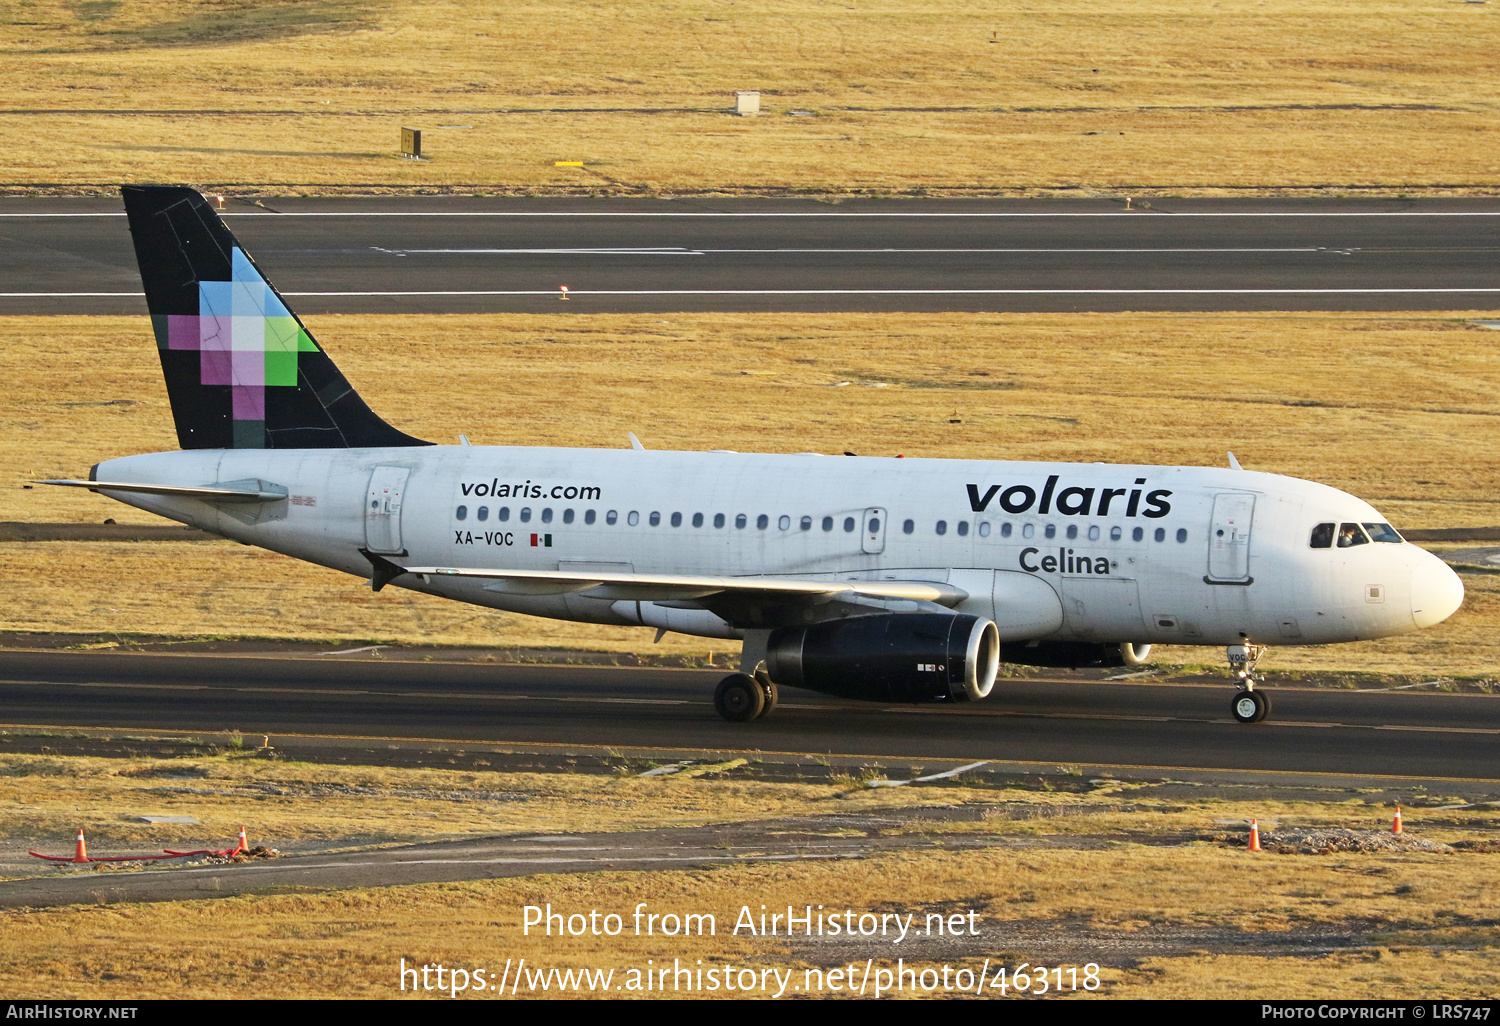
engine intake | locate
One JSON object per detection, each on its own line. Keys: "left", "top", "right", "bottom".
{"left": 766, "top": 613, "right": 999, "bottom": 703}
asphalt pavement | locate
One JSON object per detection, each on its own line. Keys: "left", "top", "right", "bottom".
{"left": 2, "top": 651, "right": 1497, "bottom": 780}
{"left": 4, "top": 196, "right": 1499, "bottom": 313}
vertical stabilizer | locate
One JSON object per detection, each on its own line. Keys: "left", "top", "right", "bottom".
{"left": 122, "top": 186, "right": 429, "bottom": 450}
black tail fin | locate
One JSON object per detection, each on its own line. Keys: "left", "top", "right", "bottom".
{"left": 122, "top": 186, "right": 430, "bottom": 450}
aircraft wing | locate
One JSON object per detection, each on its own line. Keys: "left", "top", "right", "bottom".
{"left": 398, "top": 564, "right": 966, "bottom": 606}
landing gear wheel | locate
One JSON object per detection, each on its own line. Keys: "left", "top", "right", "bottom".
{"left": 1231, "top": 689, "right": 1270, "bottom": 724}
{"left": 715, "top": 673, "right": 765, "bottom": 722}
{"left": 754, "top": 670, "right": 778, "bottom": 718}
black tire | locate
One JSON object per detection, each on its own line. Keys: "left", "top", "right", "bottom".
{"left": 754, "top": 672, "right": 779, "bottom": 718}
{"left": 715, "top": 673, "right": 764, "bottom": 722}
{"left": 1230, "top": 689, "right": 1269, "bottom": 724}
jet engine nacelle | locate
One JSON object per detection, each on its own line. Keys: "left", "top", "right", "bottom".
{"left": 766, "top": 613, "right": 1000, "bottom": 703}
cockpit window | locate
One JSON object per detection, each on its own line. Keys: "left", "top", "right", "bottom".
{"left": 1363, "top": 522, "right": 1403, "bottom": 543}
{"left": 1309, "top": 523, "right": 1334, "bottom": 549}
{"left": 1337, "top": 522, "right": 1370, "bottom": 548}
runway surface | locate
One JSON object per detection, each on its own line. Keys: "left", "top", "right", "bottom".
{"left": 4, "top": 196, "right": 1500, "bottom": 314}
{"left": 3, "top": 651, "right": 1498, "bottom": 780}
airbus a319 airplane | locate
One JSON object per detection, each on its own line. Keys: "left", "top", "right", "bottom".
{"left": 45, "top": 187, "right": 1465, "bottom": 724}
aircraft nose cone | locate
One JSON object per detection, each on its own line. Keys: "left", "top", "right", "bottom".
{"left": 1411, "top": 552, "right": 1464, "bottom": 629}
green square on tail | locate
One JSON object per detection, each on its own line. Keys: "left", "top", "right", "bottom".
{"left": 265, "top": 350, "right": 299, "bottom": 387}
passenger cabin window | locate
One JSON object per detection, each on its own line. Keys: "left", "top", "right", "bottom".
{"left": 477, "top": 506, "right": 489, "bottom": 522}
{"left": 606, "top": 510, "right": 618, "bottom": 525}
{"left": 649, "top": 511, "right": 661, "bottom": 527}
{"left": 1132, "top": 527, "right": 1143, "bottom": 542}
{"left": 822, "top": 516, "right": 834, "bottom": 532}
{"left": 692, "top": 513, "right": 704, "bottom": 528}
{"left": 563, "top": 509, "right": 575, "bottom": 524}
{"left": 541, "top": 508, "right": 553, "bottom": 523}
{"left": 1310, "top": 522, "right": 1335, "bottom": 548}
{"left": 956, "top": 521, "right": 969, "bottom": 537}
{"left": 735, "top": 514, "right": 747, "bottom": 529}
{"left": 455, "top": 505, "right": 468, "bottom": 521}
{"left": 935, "top": 520, "right": 947, "bottom": 536}
{"left": 800, "top": 516, "right": 812, "bottom": 531}
{"left": 1176, "top": 528, "right": 1188, "bottom": 543}
{"left": 978, "top": 521, "right": 991, "bottom": 538}
{"left": 1065, "top": 524, "right": 1078, "bottom": 540}
{"left": 519, "top": 507, "right": 531, "bottom": 523}
{"left": 627, "top": 511, "right": 640, "bottom": 526}
{"left": 1364, "top": 523, "right": 1403, "bottom": 543}
{"left": 499, "top": 507, "right": 510, "bottom": 522}
{"left": 1001, "top": 523, "right": 1012, "bottom": 538}
{"left": 1337, "top": 523, "right": 1369, "bottom": 547}
{"left": 670, "top": 512, "right": 682, "bottom": 527}
{"left": 585, "top": 510, "right": 596, "bottom": 525}
{"left": 843, "top": 517, "right": 856, "bottom": 533}
{"left": 1154, "top": 528, "right": 1166, "bottom": 542}
{"left": 757, "top": 514, "right": 769, "bottom": 530}
{"left": 714, "top": 513, "right": 726, "bottom": 528}
{"left": 778, "top": 515, "right": 790, "bottom": 531}
{"left": 1044, "top": 524, "right": 1057, "bottom": 539}
{"left": 902, "top": 519, "right": 915, "bottom": 534}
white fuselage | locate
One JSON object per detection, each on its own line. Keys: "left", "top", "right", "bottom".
{"left": 92, "top": 446, "right": 1465, "bottom": 652}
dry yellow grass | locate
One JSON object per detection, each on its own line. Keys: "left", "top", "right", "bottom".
{"left": 3, "top": 311, "right": 1499, "bottom": 673}
{"left": 0, "top": 749, "right": 989, "bottom": 850}
{"left": 0, "top": 749, "right": 1496, "bottom": 999}
{"left": 0, "top": 850, "right": 1494, "bottom": 998}
{"left": 3, "top": 1, "right": 1498, "bottom": 193}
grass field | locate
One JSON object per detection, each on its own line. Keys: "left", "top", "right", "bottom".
{"left": 3, "top": 0, "right": 1498, "bottom": 194}
{"left": 3, "top": 311, "right": 1499, "bottom": 674}
{"left": 1, "top": 749, "right": 1497, "bottom": 999}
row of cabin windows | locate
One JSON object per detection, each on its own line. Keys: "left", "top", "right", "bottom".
{"left": 455, "top": 505, "right": 862, "bottom": 531}
{"left": 1309, "top": 522, "right": 1403, "bottom": 548}
{"left": 453, "top": 505, "right": 1188, "bottom": 543}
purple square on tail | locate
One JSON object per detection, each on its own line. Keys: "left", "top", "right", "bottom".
{"left": 232, "top": 385, "right": 265, "bottom": 420}
{"left": 201, "top": 349, "right": 233, "bottom": 386}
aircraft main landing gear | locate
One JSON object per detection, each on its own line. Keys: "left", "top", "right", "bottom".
{"left": 714, "top": 673, "right": 764, "bottom": 722}
{"left": 1227, "top": 643, "right": 1271, "bottom": 723}
{"left": 754, "top": 666, "right": 778, "bottom": 717}
{"left": 713, "top": 668, "right": 779, "bottom": 722}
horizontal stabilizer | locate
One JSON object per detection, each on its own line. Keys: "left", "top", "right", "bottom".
{"left": 40, "top": 479, "right": 288, "bottom": 503}
{"left": 400, "top": 565, "right": 966, "bottom": 605}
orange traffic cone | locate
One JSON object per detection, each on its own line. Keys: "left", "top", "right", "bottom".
{"left": 233, "top": 826, "right": 247, "bottom": 856}
{"left": 1247, "top": 819, "right": 1262, "bottom": 852}
{"left": 71, "top": 828, "right": 89, "bottom": 864}
{"left": 1392, "top": 806, "right": 1403, "bottom": 835}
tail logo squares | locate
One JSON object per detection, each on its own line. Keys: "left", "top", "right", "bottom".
{"left": 156, "top": 248, "right": 319, "bottom": 447}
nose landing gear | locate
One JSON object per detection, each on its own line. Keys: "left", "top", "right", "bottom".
{"left": 1227, "top": 643, "right": 1271, "bottom": 723}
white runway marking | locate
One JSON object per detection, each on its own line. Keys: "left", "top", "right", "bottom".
{"left": 378, "top": 246, "right": 1327, "bottom": 255}
{"left": 290, "top": 287, "right": 1500, "bottom": 296}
